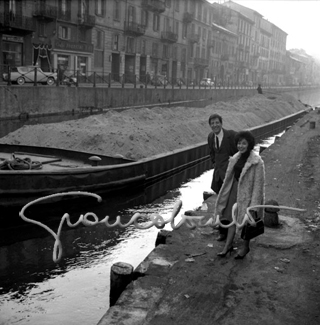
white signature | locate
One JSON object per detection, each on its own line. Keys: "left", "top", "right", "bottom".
{"left": 19, "top": 191, "right": 306, "bottom": 263}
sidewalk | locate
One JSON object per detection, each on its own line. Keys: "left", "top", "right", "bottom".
{"left": 98, "top": 109, "right": 320, "bottom": 325}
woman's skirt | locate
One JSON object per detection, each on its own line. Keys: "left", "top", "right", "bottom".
{"left": 221, "top": 178, "right": 238, "bottom": 223}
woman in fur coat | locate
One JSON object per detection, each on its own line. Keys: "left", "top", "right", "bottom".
{"left": 210, "top": 130, "right": 265, "bottom": 259}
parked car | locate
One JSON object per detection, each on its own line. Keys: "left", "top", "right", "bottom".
{"left": 150, "top": 74, "right": 168, "bottom": 86}
{"left": 200, "top": 78, "right": 214, "bottom": 87}
{"left": 2, "top": 66, "right": 57, "bottom": 85}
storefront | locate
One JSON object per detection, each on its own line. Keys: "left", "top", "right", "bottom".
{"left": 52, "top": 39, "right": 93, "bottom": 77}
{"left": 2, "top": 34, "right": 23, "bottom": 67}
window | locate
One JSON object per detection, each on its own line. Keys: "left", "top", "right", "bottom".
{"left": 114, "top": 0, "right": 120, "bottom": 21}
{"left": 94, "top": 50, "right": 103, "bottom": 68}
{"left": 96, "top": 30, "right": 103, "bottom": 49}
{"left": 165, "top": 0, "right": 171, "bottom": 8}
{"left": 95, "top": 0, "right": 105, "bottom": 16}
{"left": 113, "top": 34, "right": 119, "bottom": 51}
{"left": 152, "top": 42, "right": 158, "bottom": 57}
{"left": 153, "top": 14, "right": 160, "bottom": 31}
{"left": 141, "top": 39, "right": 146, "bottom": 55}
{"left": 141, "top": 9, "right": 148, "bottom": 27}
{"left": 79, "top": 28, "right": 86, "bottom": 42}
{"left": 59, "top": 26, "right": 71, "bottom": 40}
{"left": 175, "top": 21, "right": 179, "bottom": 36}
{"left": 61, "top": 0, "right": 67, "bottom": 13}
{"left": 181, "top": 48, "right": 186, "bottom": 62}
{"left": 182, "top": 23, "right": 187, "bottom": 38}
{"left": 38, "top": 22, "right": 46, "bottom": 36}
{"left": 128, "top": 5, "right": 135, "bottom": 23}
{"left": 173, "top": 46, "right": 177, "bottom": 60}
{"left": 126, "top": 37, "right": 134, "bottom": 53}
{"left": 175, "top": 0, "right": 179, "bottom": 11}
{"left": 163, "top": 44, "right": 169, "bottom": 59}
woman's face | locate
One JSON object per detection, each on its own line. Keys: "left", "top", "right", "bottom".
{"left": 237, "top": 138, "right": 249, "bottom": 154}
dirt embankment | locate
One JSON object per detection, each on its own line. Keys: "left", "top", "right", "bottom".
{"left": 0, "top": 93, "right": 306, "bottom": 160}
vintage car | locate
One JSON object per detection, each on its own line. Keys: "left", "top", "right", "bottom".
{"left": 2, "top": 66, "right": 57, "bottom": 85}
{"left": 200, "top": 78, "right": 215, "bottom": 87}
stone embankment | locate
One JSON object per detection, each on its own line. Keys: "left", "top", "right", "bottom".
{"left": 97, "top": 109, "right": 320, "bottom": 325}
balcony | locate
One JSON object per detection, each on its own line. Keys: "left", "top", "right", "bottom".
{"left": 207, "top": 39, "right": 214, "bottom": 48}
{"left": 183, "top": 12, "right": 194, "bottom": 24}
{"left": 161, "top": 31, "right": 178, "bottom": 43}
{"left": 238, "top": 44, "right": 244, "bottom": 50}
{"left": 253, "top": 53, "right": 260, "bottom": 58}
{"left": 188, "top": 32, "right": 200, "bottom": 44}
{"left": 124, "top": 21, "right": 146, "bottom": 36}
{"left": 0, "top": 13, "right": 35, "bottom": 33}
{"left": 239, "top": 60, "right": 248, "bottom": 68}
{"left": 33, "top": 4, "right": 58, "bottom": 21}
{"left": 78, "top": 14, "right": 95, "bottom": 28}
{"left": 142, "top": 0, "right": 165, "bottom": 13}
{"left": 193, "top": 57, "right": 209, "bottom": 67}
{"left": 58, "top": 11, "right": 71, "bottom": 21}
{"left": 221, "top": 54, "right": 229, "bottom": 61}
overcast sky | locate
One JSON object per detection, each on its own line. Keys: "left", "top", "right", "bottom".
{"left": 209, "top": 0, "right": 320, "bottom": 60}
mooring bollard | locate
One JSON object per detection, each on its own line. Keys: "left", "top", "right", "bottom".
{"left": 264, "top": 199, "right": 280, "bottom": 227}
{"left": 310, "top": 121, "right": 316, "bottom": 129}
{"left": 109, "top": 262, "right": 133, "bottom": 307}
{"left": 155, "top": 229, "right": 170, "bottom": 246}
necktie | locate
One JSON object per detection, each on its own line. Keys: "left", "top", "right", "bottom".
{"left": 216, "top": 136, "right": 220, "bottom": 150}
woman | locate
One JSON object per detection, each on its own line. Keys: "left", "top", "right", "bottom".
{"left": 211, "top": 130, "right": 265, "bottom": 259}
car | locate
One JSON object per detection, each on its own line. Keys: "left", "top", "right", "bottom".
{"left": 150, "top": 74, "right": 168, "bottom": 86}
{"left": 200, "top": 78, "right": 214, "bottom": 87}
{"left": 2, "top": 66, "right": 57, "bottom": 85}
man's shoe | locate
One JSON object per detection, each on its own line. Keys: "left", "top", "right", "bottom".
{"left": 217, "top": 234, "right": 227, "bottom": 241}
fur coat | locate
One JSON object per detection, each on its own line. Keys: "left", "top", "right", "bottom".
{"left": 214, "top": 150, "right": 265, "bottom": 224}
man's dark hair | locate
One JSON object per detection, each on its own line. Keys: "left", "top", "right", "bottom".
{"left": 235, "top": 130, "right": 255, "bottom": 152}
{"left": 208, "top": 113, "right": 222, "bottom": 125}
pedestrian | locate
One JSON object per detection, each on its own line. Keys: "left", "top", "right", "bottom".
{"left": 209, "top": 130, "right": 265, "bottom": 259}
{"left": 257, "top": 84, "right": 263, "bottom": 94}
{"left": 207, "top": 113, "right": 238, "bottom": 241}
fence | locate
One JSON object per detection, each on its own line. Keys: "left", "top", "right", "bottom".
{"left": 0, "top": 64, "right": 259, "bottom": 89}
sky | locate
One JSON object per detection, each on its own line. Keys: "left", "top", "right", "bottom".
{"left": 209, "top": 0, "right": 320, "bottom": 60}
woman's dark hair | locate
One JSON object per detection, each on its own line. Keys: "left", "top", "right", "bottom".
{"left": 208, "top": 113, "right": 222, "bottom": 125}
{"left": 235, "top": 130, "right": 255, "bottom": 152}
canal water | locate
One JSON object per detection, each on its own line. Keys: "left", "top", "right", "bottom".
{"left": 0, "top": 159, "right": 215, "bottom": 325}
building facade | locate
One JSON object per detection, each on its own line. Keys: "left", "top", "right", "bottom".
{"left": 1, "top": 0, "right": 319, "bottom": 86}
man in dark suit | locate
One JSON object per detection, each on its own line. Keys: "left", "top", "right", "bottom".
{"left": 207, "top": 113, "right": 238, "bottom": 241}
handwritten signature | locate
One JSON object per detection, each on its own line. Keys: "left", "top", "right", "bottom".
{"left": 19, "top": 191, "right": 306, "bottom": 263}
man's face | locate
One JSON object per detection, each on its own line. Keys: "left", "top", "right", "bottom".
{"left": 209, "top": 118, "right": 222, "bottom": 135}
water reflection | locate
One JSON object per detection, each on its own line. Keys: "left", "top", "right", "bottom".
{"left": 0, "top": 159, "right": 212, "bottom": 325}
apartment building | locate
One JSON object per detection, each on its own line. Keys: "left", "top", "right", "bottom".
{"left": 1, "top": 0, "right": 318, "bottom": 86}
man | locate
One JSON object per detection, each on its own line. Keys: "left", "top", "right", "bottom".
{"left": 207, "top": 113, "right": 238, "bottom": 241}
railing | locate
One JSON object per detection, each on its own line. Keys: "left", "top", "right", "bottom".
{"left": 207, "top": 39, "right": 215, "bottom": 48}
{"left": 33, "top": 4, "right": 58, "bottom": 20}
{"left": 193, "top": 58, "right": 209, "bottom": 67}
{"left": 58, "top": 11, "right": 71, "bottom": 21}
{"left": 78, "top": 14, "right": 96, "bottom": 27}
{"left": 124, "top": 21, "right": 146, "bottom": 36}
{"left": 2, "top": 65, "right": 312, "bottom": 89}
{"left": 183, "top": 12, "right": 194, "bottom": 24}
{"left": 161, "top": 31, "right": 178, "bottom": 43}
{"left": 188, "top": 33, "right": 200, "bottom": 43}
{"left": 141, "top": 0, "right": 166, "bottom": 13}
{"left": 221, "top": 54, "right": 229, "bottom": 61}
{"left": 0, "top": 13, "right": 35, "bottom": 31}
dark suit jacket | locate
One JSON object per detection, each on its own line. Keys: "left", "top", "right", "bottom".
{"left": 207, "top": 128, "right": 238, "bottom": 193}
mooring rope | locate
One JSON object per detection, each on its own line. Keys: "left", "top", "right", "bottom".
{"left": 19, "top": 191, "right": 306, "bottom": 263}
